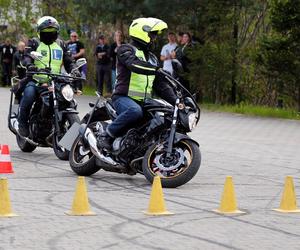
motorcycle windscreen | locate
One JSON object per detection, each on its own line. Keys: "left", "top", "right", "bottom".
{"left": 58, "top": 122, "right": 80, "bottom": 151}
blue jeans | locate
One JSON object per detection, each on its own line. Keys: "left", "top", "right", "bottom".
{"left": 18, "top": 81, "right": 41, "bottom": 125}
{"left": 111, "top": 69, "right": 116, "bottom": 91}
{"left": 107, "top": 95, "right": 143, "bottom": 137}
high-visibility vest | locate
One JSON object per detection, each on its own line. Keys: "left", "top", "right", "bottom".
{"left": 128, "top": 48, "right": 156, "bottom": 101}
{"left": 33, "top": 41, "right": 63, "bottom": 83}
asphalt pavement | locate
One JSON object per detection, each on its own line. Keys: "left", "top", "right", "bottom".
{"left": 0, "top": 87, "right": 300, "bottom": 250}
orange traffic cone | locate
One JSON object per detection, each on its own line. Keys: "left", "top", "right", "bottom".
{"left": 0, "top": 145, "right": 14, "bottom": 174}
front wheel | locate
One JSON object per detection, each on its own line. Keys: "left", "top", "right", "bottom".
{"left": 16, "top": 134, "right": 37, "bottom": 152}
{"left": 69, "top": 121, "right": 103, "bottom": 176}
{"left": 53, "top": 113, "right": 80, "bottom": 160}
{"left": 142, "top": 140, "right": 201, "bottom": 188}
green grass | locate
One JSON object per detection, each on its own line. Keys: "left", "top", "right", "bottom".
{"left": 82, "top": 85, "right": 98, "bottom": 96}
{"left": 202, "top": 103, "right": 300, "bottom": 120}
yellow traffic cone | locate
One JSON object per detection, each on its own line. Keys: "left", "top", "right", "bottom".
{"left": 213, "top": 176, "right": 245, "bottom": 215}
{"left": 273, "top": 176, "right": 300, "bottom": 213}
{"left": 0, "top": 178, "right": 18, "bottom": 217}
{"left": 144, "top": 175, "right": 173, "bottom": 216}
{"left": 65, "top": 176, "right": 96, "bottom": 216}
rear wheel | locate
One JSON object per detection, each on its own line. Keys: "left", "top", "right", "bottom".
{"left": 53, "top": 113, "right": 80, "bottom": 160}
{"left": 16, "top": 134, "right": 36, "bottom": 152}
{"left": 142, "top": 140, "right": 201, "bottom": 188}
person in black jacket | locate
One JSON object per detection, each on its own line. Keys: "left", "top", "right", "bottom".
{"left": 67, "top": 31, "right": 86, "bottom": 91}
{"left": 98, "top": 17, "right": 177, "bottom": 150}
{"left": 12, "top": 41, "right": 27, "bottom": 79}
{"left": 0, "top": 38, "right": 16, "bottom": 86}
{"left": 95, "top": 35, "right": 111, "bottom": 95}
{"left": 109, "top": 30, "right": 124, "bottom": 90}
{"left": 171, "top": 32, "right": 193, "bottom": 91}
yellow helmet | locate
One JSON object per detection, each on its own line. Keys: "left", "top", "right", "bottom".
{"left": 129, "top": 17, "right": 168, "bottom": 45}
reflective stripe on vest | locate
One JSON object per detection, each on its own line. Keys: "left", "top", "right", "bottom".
{"left": 34, "top": 42, "right": 63, "bottom": 83}
{"left": 128, "top": 49, "right": 155, "bottom": 101}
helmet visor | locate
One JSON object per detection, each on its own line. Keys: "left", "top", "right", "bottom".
{"left": 150, "top": 21, "right": 168, "bottom": 34}
{"left": 40, "top": 27, "right": 58, "bottom": 33}
{"left": 40, "top": 31, "right": 58, "bottom": 45}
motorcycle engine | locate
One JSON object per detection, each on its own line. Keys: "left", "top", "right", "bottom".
{"left": 113, "top": 129, "right": 140, "bottom": 162}
{"left": 30, "top": 115, "right": 52, "bottom": 140}
{"left": 112, "top": 137, "right": 123, "bottom": 152}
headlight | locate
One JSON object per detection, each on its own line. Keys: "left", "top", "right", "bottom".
{"left": 188, "top": 112, "right": 198, "bottom": 131}
{"left": 61, "top": 84, "right": 74, "bottom": 102}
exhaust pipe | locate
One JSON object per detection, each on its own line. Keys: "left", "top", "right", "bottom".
{"left": 12, "top": 119, "right": 39, "bottom": 146}
{"left": 83, "top": 127, "right": 119, "bottom": 166}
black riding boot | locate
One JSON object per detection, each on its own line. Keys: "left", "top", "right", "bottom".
{"left": 97, "top": 131, "right": 113, "bottom": 150}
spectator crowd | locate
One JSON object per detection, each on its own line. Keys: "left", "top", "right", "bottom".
{"left": 0, "top": 30, "right": 194, "bottom": 95}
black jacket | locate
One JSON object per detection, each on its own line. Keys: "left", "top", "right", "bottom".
{"left": 114, "top": 42, "right": 177, "bottom": 105}
{"left": 13, "top": 51, "right": 26, "bottom": 79}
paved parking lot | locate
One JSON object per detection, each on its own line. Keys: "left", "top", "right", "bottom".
{"left": 0, "top": 87, "right": 300, "bottom": 250}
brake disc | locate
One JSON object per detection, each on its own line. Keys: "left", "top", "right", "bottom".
{"left": 153, "top": 148, "right": 185, "bottom": 171}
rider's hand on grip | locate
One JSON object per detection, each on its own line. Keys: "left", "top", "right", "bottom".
{"left": 71, "top": 68, "right": 81, "bottom": 78}
{"left": 156, "top": 68, "right": 171, "bottom": 77}
{"left": 27, "top": 64, "right": 38, "bottom": 73}
{"left": 44, "top": 67, "right": 51, "bottom": 73}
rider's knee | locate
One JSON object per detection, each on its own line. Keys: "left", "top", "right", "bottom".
{"left": 128, "top": 105, "right": 143, "bottom": 119}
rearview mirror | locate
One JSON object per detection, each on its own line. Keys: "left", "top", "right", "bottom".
{"left": 75, "top": 58, "right": 87, "bottom": 69}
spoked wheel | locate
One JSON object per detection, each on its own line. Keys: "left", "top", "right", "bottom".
{"left": 53, "top": 113, "right": 80, "bottom": 160}
{"left": 69, "top": 121, "right": 106, "bottom": 176}
{"left": 142, "top": 140, "right": 201, "bottom": 188}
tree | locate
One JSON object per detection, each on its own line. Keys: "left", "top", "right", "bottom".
{"left": 257, "top": 0, "right": 300, "bottom": 110}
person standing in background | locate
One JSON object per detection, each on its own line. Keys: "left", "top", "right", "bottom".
{"left": 171, "top": 32, "right": 194, "bottom": 91}
{"left": 176, "top": 32, "right": 183, "bottom": 45}
{"left": 95, "top": 35, "right": 111, "bottom": 96}
{"left": 160, "top": 32, "right": 177, "bottom": 76}
{"left": 0, "top": 38, "right": 16, "bottom": 86}
{"left": 67, "top": 31, "right": 86, "bottom": 91}
{"left": 13, "top": 41, "right": 27, "bottom": 79}
{"left": 109, "top": 30, "right": 124, "bottom": 90}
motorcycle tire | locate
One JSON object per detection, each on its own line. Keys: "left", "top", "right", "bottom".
{"left": 53, "top": 113, "right": 80, "bottom": 161}
{"left": 69, "top": 135, "right": 100, "bottom": 176}
{"left": 142, "top": 139, "right": 201, "bottom": 188}
{"left": 16, "top": 134, "right": 37, "bottom": 152}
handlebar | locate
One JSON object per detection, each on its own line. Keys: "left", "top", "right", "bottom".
{"left": 26, "top": 71, "right": 85, "bottom": 81}
{"left": 157, "top": 68, "right": 200, "bottom": 114}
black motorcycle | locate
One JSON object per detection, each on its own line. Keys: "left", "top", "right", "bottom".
{"left": 8, "top": 52, "right": 86, "bottom": 160}
{"left": 65, "top": 69, "right": 201, "bottom": 188}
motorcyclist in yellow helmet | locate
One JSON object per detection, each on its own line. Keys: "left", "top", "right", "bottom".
{"left": 98, "top": 17, "right": 177, "bottom": 150}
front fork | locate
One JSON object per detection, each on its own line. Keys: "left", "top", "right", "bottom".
{"left": 51, "top": 80, "right": 61, "bottom": 135}
{"left": 166, "top": 98, "right": 180, "bottom": 157}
